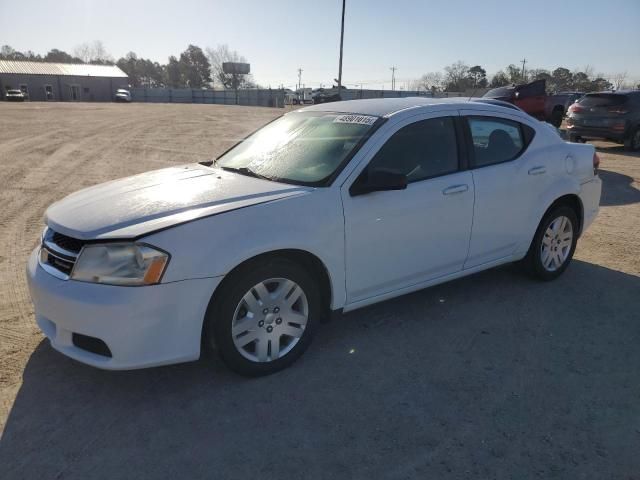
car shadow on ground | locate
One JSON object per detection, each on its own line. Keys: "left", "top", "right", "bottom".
{"left": 598, "top": 169, "right": 640, "bottom": 206}
{"left": 1, "top": 260, "right": 639, "bottom": 479}
{"left": 595, "top": 143, "right": 640, "bottom": 159}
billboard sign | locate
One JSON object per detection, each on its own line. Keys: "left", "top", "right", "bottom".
{"left": 222, "top": 62, "right": 250, "bottom": 75}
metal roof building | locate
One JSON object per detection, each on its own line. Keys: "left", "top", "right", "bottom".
{"left": 0, "top": 61, "right": 129, "bottom": 102}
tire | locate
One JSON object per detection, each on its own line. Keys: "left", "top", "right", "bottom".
{"left": 550, "top": 107, "right": 564, "bottom": 128}
{"left": 523, "top": 206, "right": 579, "bottom": 281}
{"left": 203, "top": 257, "right": 321, "bottom": 376}
{"left": 623, "top": 127, "right": 640, "bottom": 152}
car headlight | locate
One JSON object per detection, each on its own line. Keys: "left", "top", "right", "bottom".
{"left": 71, "top": 243, "right": 169, "bottom": 286}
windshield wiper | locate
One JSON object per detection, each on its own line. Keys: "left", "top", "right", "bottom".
{"left": 220, "top": 165, "right": 272, "bottom": 181}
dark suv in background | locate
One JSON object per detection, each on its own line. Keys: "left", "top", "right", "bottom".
{"left": 566, "top": 91, "right": 640, "bottom": 151}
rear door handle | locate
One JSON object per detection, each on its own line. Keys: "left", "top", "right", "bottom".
{"left": 528, "top": 166, "right": 546, "bottom": 175}
{"left": 442, "top": 184, "right": 469, "bottom": 195}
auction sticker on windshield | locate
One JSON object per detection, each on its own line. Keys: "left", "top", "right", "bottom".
{"left": 333, "top": 114, "right": 378, "bottom": 125}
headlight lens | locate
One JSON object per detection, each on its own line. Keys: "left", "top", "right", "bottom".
{"left": 71, "top": 243, "right": 169, "bottom": 286}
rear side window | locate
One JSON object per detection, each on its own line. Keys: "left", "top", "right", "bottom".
{"left": 367, "top": 117, "right": 458, "bottom": 183}
{"left": 467, "top": 117, "right": 532, "bottom": 168}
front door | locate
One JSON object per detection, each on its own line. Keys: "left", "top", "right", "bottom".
{"left": 341, "top": 114, "right": 475, "bottom": 304}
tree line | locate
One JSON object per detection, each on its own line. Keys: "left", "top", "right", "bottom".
{"left": 412, "top": 61, "right": 637, "bottom": 93}
{"left": 0, "top": 42, "right": 255, "bottom": 90}
{"left": 2, "top": 43, "right": 637, "bottom": 93}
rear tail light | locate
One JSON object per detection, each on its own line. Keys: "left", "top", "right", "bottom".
{"left": 568, "top": 104, "right": 583, "bottom": 114}
{"left": 593, "top": 152, "right": 600, "bottom": 175}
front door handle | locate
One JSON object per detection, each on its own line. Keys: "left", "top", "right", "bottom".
{"left": 442, "top": 184, "right": 469, "bottom": 195}
{"left": 528, "top": 166, "right": 546, "bottom": 175}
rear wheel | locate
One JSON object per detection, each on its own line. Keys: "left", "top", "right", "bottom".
{"left": 623, "top": 127, "right": 640, "bottom": 152}
{"left": 523, "top": 206, "right": 578, "bottom": 281}
{"left": 550, "top": 107, "right": 564, "bottom": 128}
{"left": 204, "top": 258, "right": 320, "bottom": 376}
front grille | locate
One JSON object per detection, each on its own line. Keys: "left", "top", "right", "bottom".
{"left": 42, "top": 249, "right": 75, "bottom": 275}
{"left": 51, "top": 231, "right": 86, "bottom": 254}
{"left": 72, "top": 333, "right": 112, "bottom": 357}
{"left": 40, "top": 228, "right": 84, "bottom": 279}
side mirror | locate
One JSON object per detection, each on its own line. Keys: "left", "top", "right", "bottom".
{"left": 350, "top": 168, "right": 408, "bottom": 196}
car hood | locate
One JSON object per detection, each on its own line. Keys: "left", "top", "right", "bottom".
{"left": 45, "top": 164, "right": 312, "bottom": 240}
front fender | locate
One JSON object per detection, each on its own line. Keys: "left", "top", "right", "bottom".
{"left": 142, "top": 188, "right": 347, "bottom": 310}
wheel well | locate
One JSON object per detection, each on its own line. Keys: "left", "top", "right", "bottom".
{"left": 212, "top": 249, "right": 332, "bottom": 314}
{"left": 545, "top": 194, "right": 584, "bottom": 235}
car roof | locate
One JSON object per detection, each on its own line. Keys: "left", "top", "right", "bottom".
{"left": 298, "top": 97, "right": 523, "bottom": 118}
{"left": 585, "top": 90, "right": 639, "bottom": 96}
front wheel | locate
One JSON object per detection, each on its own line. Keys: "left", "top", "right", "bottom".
{"left": 523, "top": 206, "right": 578, "bottom": 281}
{"left": 550, "top": 108, "right": 563, "bottom": 128}
{"left": 623, "top": 127, "right": 640, "bottom": 152}
{"left": 204, "top": 258, "right": 320, "bottom": 376}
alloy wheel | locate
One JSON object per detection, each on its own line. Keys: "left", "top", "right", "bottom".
{"left": 231, "top": 278, "right": 309, "bottom": 362}
{"left": 540, "top": 215, "right": 573, "bottom": 272}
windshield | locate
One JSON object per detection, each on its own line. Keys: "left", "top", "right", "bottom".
{"left": 216, "top": 111, "right": 379, "bottom": 185}
{"left": 484, "top": 86, "right": 514, "bottom": 98}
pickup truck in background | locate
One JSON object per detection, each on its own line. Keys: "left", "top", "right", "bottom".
{"left": 483, "top": 80, "right": 580, "bottom": 128}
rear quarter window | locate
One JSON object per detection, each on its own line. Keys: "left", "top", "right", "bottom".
{"left": 467, "top": 116, "right": 535, "bottom": 168}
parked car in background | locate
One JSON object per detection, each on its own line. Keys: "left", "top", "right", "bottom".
{"left": 483, "top": 79, "right": 578, "bottom": 128}
{"left": 115, "top": 88, "right": 132, "bottom": 102}
{"left": 566, "top": 91, "right": 640, "bottom": 151}
{"left": 312, "top": 88, "right": 342, "bottom": 104}
{"left": 5, "top": 89, "right": 25, "bottom": 101}
{"left": 27, "top": 98, "right": 601, "bottom": 376}
{"left": 558, "top": 91, "right": 585, "bottom": 106}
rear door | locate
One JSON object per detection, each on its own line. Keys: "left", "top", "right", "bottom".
{"left": 461, "top": 111, "right": 543, "bottom": 268}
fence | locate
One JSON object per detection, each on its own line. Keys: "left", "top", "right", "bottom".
{"left": 130, "top": 87, "right": 487, "bottom": 108}
{"left": 130, "top": 87, "right": 286, "bottom": 108}
{"left": 337, "top": 88, "right": 489, "bottom": 100}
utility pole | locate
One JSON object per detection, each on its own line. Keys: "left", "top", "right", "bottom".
{"left": 337, "top": 0, "right": 346, "bottom": 93}
{"left": 297, "top": 68, "right": 302, "bottom": 92}
{"left": 521, "top": 58, "right": 527, "bottom": 81}
{"left": 390, "top": 66, "right": 397, "bottom": 91}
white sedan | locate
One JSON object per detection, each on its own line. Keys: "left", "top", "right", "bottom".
{"left": 27, "top": 98, "right": 602, "bottom": 376}
{"left": 114, "top": 88, "right": 132, "bottom": 102}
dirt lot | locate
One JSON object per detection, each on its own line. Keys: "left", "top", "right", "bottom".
{"left": 0, "top": 102, "right": 639, "bottom": 479}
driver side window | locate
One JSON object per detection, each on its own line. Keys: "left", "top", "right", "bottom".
{"left": 366, "top": 117, "right": 459, "bottom": 183}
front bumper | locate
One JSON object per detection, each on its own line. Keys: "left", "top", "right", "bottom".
{"left": 26, "top": 248, "right": 221, "bottom": 370}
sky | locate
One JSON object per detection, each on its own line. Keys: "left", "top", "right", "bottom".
{"left": 1, "top": 0, "right": 639, "bottom": 89}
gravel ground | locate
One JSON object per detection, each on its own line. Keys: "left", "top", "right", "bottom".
{"left": 0, "top": 103, "right": 638, "bottom": 479}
